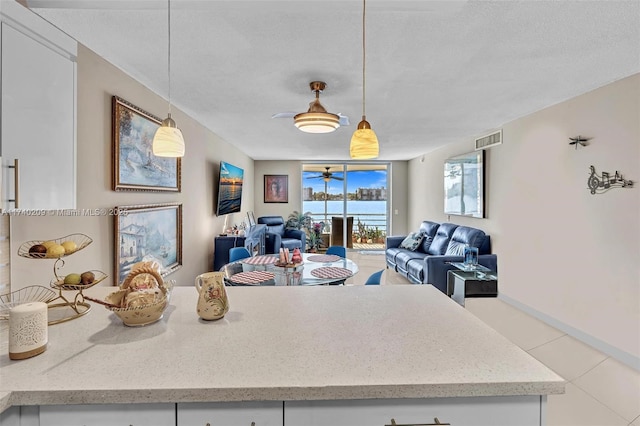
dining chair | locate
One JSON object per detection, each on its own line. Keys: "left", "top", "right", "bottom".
{"left": 364, "top": 270, "right": 384, "bottom": 285}
{"left": 325, "top": 246, "right": 346, "bottom": 258}
{"left": 229, "top": 247, "right": 251, "bottom": 263}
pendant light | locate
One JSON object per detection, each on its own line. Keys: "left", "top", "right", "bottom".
{"left": 153, "top": 0, "right": 185, "bottom": 158}
{"left": 350, "top": 0, "right": 379, "bottom": 159}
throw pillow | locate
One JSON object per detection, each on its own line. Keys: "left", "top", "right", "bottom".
{"left": 400, "top": 232, "right": 424, "bottom": 251}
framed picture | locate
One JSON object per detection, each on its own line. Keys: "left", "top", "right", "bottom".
{"left": 114, "top": 203, "right": 183, "bottom": 285}
{"left": 444, "top": 150, "right": 485, "bottom": 218}
{"left": 112, "top": 96, "right": 181, "bottom": 192}
{"left": 264, "top": 175, "right": 288, "bottom": 203}
{"left": 247, "top": 211, "right": 256, "bottom": 227}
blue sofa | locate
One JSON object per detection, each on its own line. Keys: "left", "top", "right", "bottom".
{"left": 386, "top": 221, "right": 497, "bottom": 294}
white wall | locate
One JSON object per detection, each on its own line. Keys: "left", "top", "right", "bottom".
{"left": 407, "top": 74, "right": 640, "bottom": 365}
{"left": 253, "top": 161, "right": 409, "bottom": 236}
{"left": 10, "top": 44, "right": 254, "bottom": 289}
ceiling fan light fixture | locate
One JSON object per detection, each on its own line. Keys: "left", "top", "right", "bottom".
{"left": 152, "top": 0, "right": 185, "bottom": 158}
{"left": 294, "top": 112, "right": 340, "bottom": 133}
{"left": 153, "top": 114, "right": 185, "bottom": 157}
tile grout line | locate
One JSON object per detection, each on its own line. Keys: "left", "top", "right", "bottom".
{"left": 526, "top": 333, "right": 568, "bottom": 352}
{"left": 569, "top": 357, "right": 640, "bottom": 423}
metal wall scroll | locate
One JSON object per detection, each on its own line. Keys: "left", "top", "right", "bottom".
{"left": 588, "top": 165, "right": 634, "bottom": 194}
{"left": 569, "top": 135, "right": 590, "bottom": 149}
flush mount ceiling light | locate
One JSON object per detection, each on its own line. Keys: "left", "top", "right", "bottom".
{"left": 293, "top": 81, "right": 340, "bottom": 133}
{"left": 153, "top": 0, "right": 185, "bottom": 158}
{"left": 350, "top": 0, "right": 379, "bottom": 159}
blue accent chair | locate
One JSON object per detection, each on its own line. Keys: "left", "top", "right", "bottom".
{"left": 364, "top": 270, "right": 384, "bottom": 285}
{"left": 326, "top": 246, "right": 346, "bottom": 258}
{"left": 229, "top": 247, "right": 251, "bottom": 263}
{"left": 258, "top": 216, "right": 306, "bottom": 254}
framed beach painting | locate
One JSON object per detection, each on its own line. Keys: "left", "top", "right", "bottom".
{"left": 114, "top": 203, "right": 183, "bottom": 285}
{"left": 264, "top": 175, "right": 288, "bottom": 203}
{"left": 112, "top": 96, "right": 181, "bottom": 192}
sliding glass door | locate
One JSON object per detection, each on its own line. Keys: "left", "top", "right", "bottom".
{"left": 302, "top": 163, "right": 389, "bottom": 251}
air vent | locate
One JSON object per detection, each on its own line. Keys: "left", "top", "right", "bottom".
{"left": 475, "top": 129, "right": 502, "bottom": 150}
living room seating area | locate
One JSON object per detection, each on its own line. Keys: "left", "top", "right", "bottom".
{"left": 258, "top": 215, "right": 306, "bottom": 254}
{"left": 385, "top": 221, "right": 497, "bottom": 293}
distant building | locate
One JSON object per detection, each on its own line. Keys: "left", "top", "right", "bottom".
{"left": 303, "top": 187, "right": 313, "bottom": 201}
{"left": 356, "top": 187, "right": 387, "bottom": 200}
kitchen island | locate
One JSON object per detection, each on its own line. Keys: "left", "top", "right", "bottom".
{"left": 0, "top": 285, "right": 564, "bottom": 425}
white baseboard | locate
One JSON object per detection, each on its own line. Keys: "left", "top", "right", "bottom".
{"left": 498, "top": 293, "right": 640, "bottom": 372}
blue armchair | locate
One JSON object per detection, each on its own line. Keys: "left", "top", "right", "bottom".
{"left": 257, "top": 216, "right": 306, "bottom": 254}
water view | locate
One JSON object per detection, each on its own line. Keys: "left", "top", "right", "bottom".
{"left": 302, "top": 200, "right": 387, "bottom": 235}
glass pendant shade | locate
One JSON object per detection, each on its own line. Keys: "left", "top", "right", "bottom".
{"left": 350, "top": 0, "right": 379, "bottom": 160}
{"left": 153, "top": 0, "right": 185, "bottom": 158}
{"left": 153, "top": 114, "right": 185, "bottom": 157}
{"left": 350, "top": 117, "right": 379, "bottom": 159}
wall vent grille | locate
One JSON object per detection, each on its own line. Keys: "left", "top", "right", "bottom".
{"left": 475, "top": 129, "right": 502, "bottom": 150}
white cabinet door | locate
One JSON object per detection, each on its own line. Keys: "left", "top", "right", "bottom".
{"left": 178, "top": 401, "right": 283, "bottom": 426}
{"left": 0, "top": 2, "right": 76, "bottom": 210}
{"left": 0, "top": 406, "right": 19, "bottom": 426}
{"left": 285, "top": 396, "right": 543, "bottom": 426}
{"left": 39, "top": 403, "right": 175, "bottom": 426}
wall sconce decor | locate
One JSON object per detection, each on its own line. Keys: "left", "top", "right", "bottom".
{"left": 569, "top": 135, "right": 590, "bottom": 149}
{"left": 588, "top": 165, "right": 633, "bottom": 194}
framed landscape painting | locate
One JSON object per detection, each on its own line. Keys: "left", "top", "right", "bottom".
{"left": 112, "top": 96, "right": 181, "bottom": 192}
{"left": 114, "top": 203, "right": 183, "bottom": 285}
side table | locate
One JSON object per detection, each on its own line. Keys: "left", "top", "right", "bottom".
{"left": 446, "top": 263, "right": 498, "bottom": 307}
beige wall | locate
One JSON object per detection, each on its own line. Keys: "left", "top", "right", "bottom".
{"left": 253, "top": 161, "right": 409, "bottom": 236}
{"left": 407, "top": 74, "right": 640, "bottom": 364}
{"left": 10, "top": 44, "right": 254, "bottom": 289}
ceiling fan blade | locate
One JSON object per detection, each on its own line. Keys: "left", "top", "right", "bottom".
{"left": 331, "top": 177, "right": 344, "bottom": 181}
{"left": 337, "top": 114, "right": 350, "bottom": 126}
{"left": 272, "top": 112, "right": 297, "bottom": 119}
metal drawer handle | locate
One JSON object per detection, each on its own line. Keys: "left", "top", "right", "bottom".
{"left": 388, "top": 418, "right": 450, "bottom": 426}
{"left": 8, "top": 159, "right": 19, "bottom": 208}
{"left": 205, "top": 423, "right": 255, "bottom": 426}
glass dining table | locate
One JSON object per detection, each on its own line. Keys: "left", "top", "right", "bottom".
{"left": 220, "top": 253, "right": 359, "bottom": 286}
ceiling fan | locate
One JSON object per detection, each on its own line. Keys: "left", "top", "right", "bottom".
{"left": 272, "top": 81, "right": 349, "bottom": 133}
{"left": 307, "top": 167, "right": 344, "bottom": 183}
{"left": 307, "top": 167, "right": 344, "bottom": 225}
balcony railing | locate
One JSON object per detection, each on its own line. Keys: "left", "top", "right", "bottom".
{"left": 306, "top": 211, "right": 387, "bottom": 242}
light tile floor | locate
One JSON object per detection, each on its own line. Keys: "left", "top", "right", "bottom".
{"left": 346, "top": 251, "right": 640, "bottom": 426}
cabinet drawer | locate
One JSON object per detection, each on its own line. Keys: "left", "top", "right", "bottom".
{"left": 285, "top": 396, "right": 543, "bottom": 426}
{"left": 178, "top": 401, "right": 283, "bottom": 426}
{"left": 39, "top": 403, "right": 175, "bottom": 426}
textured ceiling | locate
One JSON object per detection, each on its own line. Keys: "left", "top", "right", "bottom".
{"left": 23, "top": 0, "right": 640, "bottom": 161}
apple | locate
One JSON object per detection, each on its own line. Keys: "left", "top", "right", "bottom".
{"left": 41, "top": 240, "right": 56, "bottom": 249}
{"left": 46, "top": 244, "right": 66, "bottom": 258}
{"left": 64, "top": 273, "right": 81, "bottom": 285}
{"left": 80, "top": 271, "right": 95, "bottom": 285}
{"left": 28, "top": 244, "right": 47, "bottom": 256}
{"left": 61, "top": 241, "right": 77, "bottom": 254}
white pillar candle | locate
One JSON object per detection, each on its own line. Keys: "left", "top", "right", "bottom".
{"left": 9, "top": 301, "right": 48, "bottom": 360}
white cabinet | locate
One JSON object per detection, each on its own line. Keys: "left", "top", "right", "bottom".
{"left": 0, "top": 406, "right": 19, "bottom": 426}
{"left": 38, "top": 403, "right": 175, "bottom": 426}
{"left": 0, "top": 1, "right": 77, "bottom": 210}
{"left": 177, "top": 401, "right": 283, "bottom": 426}
{"left": 3, "top": 396, "right": 545, "bottom": 426}
{"left": 284, "top": 396, "right": 545, "bottom": 426}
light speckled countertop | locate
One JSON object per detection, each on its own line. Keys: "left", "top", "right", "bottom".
{"left": 0, "top": 285, "right": 564, "bottom": 411}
